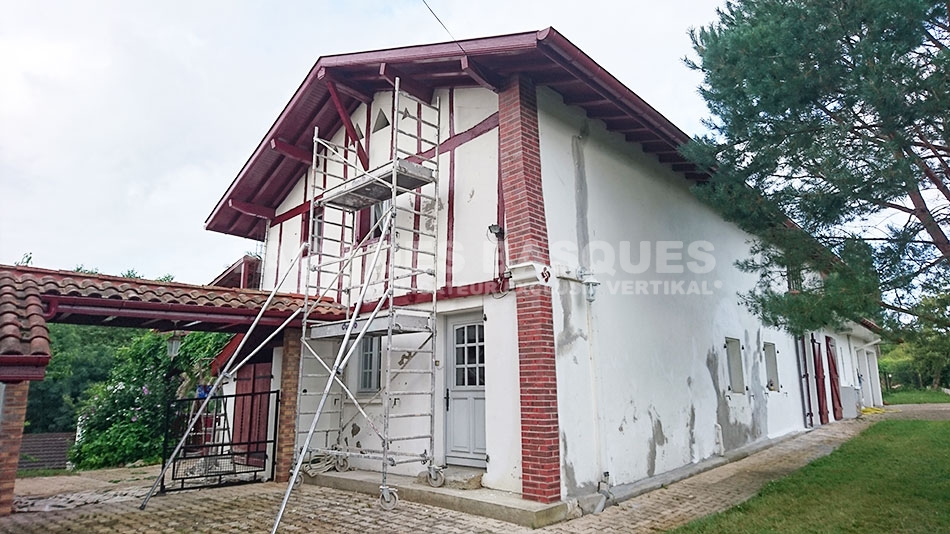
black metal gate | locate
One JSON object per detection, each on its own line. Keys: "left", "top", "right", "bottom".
{"left": 160, "top": 389, "right": 280, "bottom": 492}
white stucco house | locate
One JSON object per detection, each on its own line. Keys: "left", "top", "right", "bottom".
{"left": 204, "top": 28, "right": 883, "bottom": 507}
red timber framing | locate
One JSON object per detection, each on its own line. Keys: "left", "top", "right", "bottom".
{"left": 810, "top": 334, "right": 830, "bottom": 425}
{"left": 499, "top": 75, "right": 561, "bottom": 503}
{"left": 324, "top": 79, "right": 370, "bottom": 171}
{"left": 825, "top": 336, "right": 844, "bottom": 421}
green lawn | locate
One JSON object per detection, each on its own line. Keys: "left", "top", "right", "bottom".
{"left": 883, "top": 388, "right": 950, "bottom": 405}
{"left": 673, "top": 420, "right": 950, "bottom": 533}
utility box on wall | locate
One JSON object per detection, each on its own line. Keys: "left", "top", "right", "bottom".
{"left": 841, "top": 387, "right": 859, "bottom": 419}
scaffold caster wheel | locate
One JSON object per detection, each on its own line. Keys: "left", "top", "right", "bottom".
{"left": 334, "top": 456, "right": 349, "bottom": 472}
{"left": 379, "top": 489, "right": 399, "bottom": 510}
{"left": 292, "top": 473, "right": 302, "bottom": 488}
{"left": 427, "top": 469, "right": 445, "bottom": 488}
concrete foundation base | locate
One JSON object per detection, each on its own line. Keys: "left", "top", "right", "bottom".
{"left": 304, "top": 469, "right": 569, "bottom": 528}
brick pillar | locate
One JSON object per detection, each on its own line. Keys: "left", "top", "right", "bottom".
{"left": 499, "top": 75, "right": 561, "bottom": 503}
{"left": 274, "top": 328, "right": 301, "bottom": 483}
{"left": 0, "top": 381, "right": 30, "bottom": 516}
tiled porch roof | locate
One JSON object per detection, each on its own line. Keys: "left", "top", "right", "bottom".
{"left": 0, "top": 265, "right": 343, "bottom": 382}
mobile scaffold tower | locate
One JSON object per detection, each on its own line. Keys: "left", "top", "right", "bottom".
{"left": 272, "top": 79, "right": 443, "bottom": 531}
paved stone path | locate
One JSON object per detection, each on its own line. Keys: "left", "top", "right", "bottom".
{"left": 1, "top": 405, "right": 945, "bottom": 533}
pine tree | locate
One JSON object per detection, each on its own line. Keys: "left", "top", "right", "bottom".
{"left": 685, "top": 0, "right": 950, "bottom": 334}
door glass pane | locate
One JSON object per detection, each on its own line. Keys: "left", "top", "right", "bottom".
{"left": 467, "top": 325, "right": 476, "bottom": 342}
{"left": 455, "top": 327, "right": 464, "bottom": 345}
{"left": 478, "top": 346, "right": 484, "bottom": 364}
{"left": 456, "top": 347, "right": 464, "bottom": 365}
{"left": 478, "top": 367, "right": 485, "bottom": 386}
{"left": 456, "top": 368, "right": 465, "bottom": 386}
{"left": 467, "top": 346, "right": 477, "bottom": 364}
{"left": 467, "top": 368, "right": 477, "bottom": 386}
{"left": 477, "top": 325, "right": 484, "bottom": 343}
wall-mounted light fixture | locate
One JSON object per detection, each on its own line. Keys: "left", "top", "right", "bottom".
{"left": 487, "top": 224, "right": 506, "bottom": 241}
{"left": 577, "top": 267, "right": 601, "bottom": 303}
{"left": 167, "top": 331, "right": 183, "bottom": 360}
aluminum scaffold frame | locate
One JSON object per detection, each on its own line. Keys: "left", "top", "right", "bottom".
{"left": 272, "top": 79, "right": 443, "bottom": 532}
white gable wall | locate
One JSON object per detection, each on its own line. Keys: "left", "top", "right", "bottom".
{"left": 257, "top": 86, "right": 525, "bottom": 489}
{"left": 535, "top": 87, "right": 807, "bottom": 496}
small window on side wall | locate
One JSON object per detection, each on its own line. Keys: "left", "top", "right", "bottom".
{"left": 725, "top": 337, "right": 745, "bottom": 393}
{"left": 358, "top": 337, "right": 381, "bottom": 393}
{"left": 764, "top": 342, "right": 779, "bottom": 391}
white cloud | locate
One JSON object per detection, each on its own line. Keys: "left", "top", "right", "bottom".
{"left": 0, "top": 0, "right": 723, "bottom": 284}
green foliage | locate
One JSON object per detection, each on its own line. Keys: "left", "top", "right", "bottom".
{"left": 674, "top": 420, "right": 950, "bottom": 533}
{"left": 686, "top": 0, "right": 950, "bottom": 333}
{"left": 72, "top": 265, "right": 100, "bottom": 274}
{"left": 15, "top": 252, "right": 32, "bottom": 266}
{"left": 879, "top": 346, "right": 922, "bottom": 389}
{"left": 70, "top": 330, "right": 232, "bottom": 469}
{"left": 25, "top": 324, "right": 143, "bottom": 433}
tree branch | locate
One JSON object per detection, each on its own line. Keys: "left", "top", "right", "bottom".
{"left": 881, "top": 301, "right": 950, "bottom": 329}
{"left": 907, "top": 184, "right": 950, "bottom": 259}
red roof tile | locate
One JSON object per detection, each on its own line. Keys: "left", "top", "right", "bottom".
{"left": 0, "top": 264, "right": 344, "bottom": 381}
{"left": 0, "top": 269, "right": 52, "bottom": 381}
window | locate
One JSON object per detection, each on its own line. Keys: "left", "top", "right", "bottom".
{"left": 787, "top": 266, "right": 803, "bottom": 292}
{"left": 725, "top": 337, "right": 745, "bottom": 393}
{"left": 358, "top": 337, "right": 381, "bottom": 392}
{"left": 369, "top": 199, "right": 391, "bottom": 239}
{"left": 764, "top": 342, "right": 779, "bottom": 391}
{"left": 454, "top": 323, "right": 485, "bottom": 387}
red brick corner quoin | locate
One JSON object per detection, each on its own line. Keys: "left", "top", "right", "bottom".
{"left": 274, "top": 328, "right": 302, "bottom": 483}
{"left": 0, "top": 382, "right": 29, "bottom": 516}
{"left": 499, "top": 75, "right": 561, "bottom": 503}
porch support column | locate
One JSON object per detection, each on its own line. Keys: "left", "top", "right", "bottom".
{"left": 274, "top": 328, "right": 301, "bottom": 483}
{"left": 498, "top": 75, "right": 561, "bottom": 503}
{"left": 0, "top": 382, "right": 30, "bottom": 516}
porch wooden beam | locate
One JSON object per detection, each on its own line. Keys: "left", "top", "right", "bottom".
{"left": 602, "top": 117, "right": 647, "bottom": 130}
{"left": 326, "top": 81, "right": 370, "bottom": 170}
{"left": 625, "top": 131, "right": 657, "bottom": 143}
{"left": 562, "top": 94, "right": 611, "bottom": 106}
{"left": 317, "top": 68, "right": 373, "bottom": 104}
{"left": 671, "top": 163, "right": 696, "bottom": 172}
{"left": 379, "top": 63, "right": 434, "bottom": 103}
{"left": 658, "top": 153, "right": 686, "bottom": 163}
{"left": 269, "top": 138, "right": 313, "bottom": 165}
{"left": 588, "top": 110, "right": 628, "bottom": 121}
{"left": 461, "top": 56, "right": 503, "bottom": 93}
{"left": 228, "top": 199, "right": 276, "bottom": 220}
{"left": 641, "top": 141, "right": 675, "bottom": 154}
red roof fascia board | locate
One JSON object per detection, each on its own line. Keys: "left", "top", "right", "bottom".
{"left": 47, "top": 297, "right": 292, "bottom": 327}
{"left": 316, "top": 30, "right": 541, "bottom": 67}
{"left": 0, "top": 363, "right": 49, "bottom": 382}
{"left": 211, "top": 333, "right": 243, "bottom": 376}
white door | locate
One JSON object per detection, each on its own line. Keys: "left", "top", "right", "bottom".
{"left": 445, "top": 316, "right": 487, "bottom": 467}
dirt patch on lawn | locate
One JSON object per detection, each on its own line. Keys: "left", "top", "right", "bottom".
{"left": 14, "top": 464, "right": 162, "bottom": 512}
{"left": 874, "top": 403, "right": 950, "bottom": 421}
{"left": 15, "top": 464, "right": 161, "bottom": 498}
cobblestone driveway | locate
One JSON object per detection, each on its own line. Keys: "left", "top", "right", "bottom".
{"left": 2, "top": 405, "right": 945, "bottom": 533}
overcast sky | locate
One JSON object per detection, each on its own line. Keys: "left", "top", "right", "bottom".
{"left": 0, "top": 0, "right": 724, "bottom": 285}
